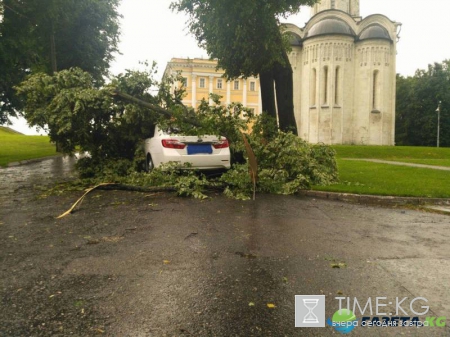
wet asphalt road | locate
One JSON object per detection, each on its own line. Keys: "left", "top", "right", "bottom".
{"left": 0, "top": 156, "right": 76, "bottom": 206}
{"left": 1, "top": 158, "right": 450, "bottom": 337}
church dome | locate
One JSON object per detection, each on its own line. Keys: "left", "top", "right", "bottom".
{"left": 358, "top": 25, "right": 392, "bottom": 41}
{"left": 305, "top": 18, "right": 356, "bottom": 39}
{"left": 288, "top": 33, "right": 302, "bottom": 46}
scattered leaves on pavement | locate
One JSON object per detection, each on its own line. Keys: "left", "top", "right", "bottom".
{"left": 330, "top": 262, "right": 347, "bottom": 268}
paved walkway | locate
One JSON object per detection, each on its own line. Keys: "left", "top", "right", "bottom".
{"left": 343, "top": 158, "right": 450, "bottom": 171}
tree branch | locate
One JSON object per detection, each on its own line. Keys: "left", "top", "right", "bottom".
{"left": 112, "top": 90, "right": 201, "bottom": 127}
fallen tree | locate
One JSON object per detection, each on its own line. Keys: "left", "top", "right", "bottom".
{"left": 18, "top": 67, "right": 339, "bottom": 200}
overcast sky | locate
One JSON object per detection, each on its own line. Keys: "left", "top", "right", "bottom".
{"left": 12, "top": 0, "right": 450, "bottom": 134}
{"left": 109, "top": 0, "right": 450, "bottom": 78}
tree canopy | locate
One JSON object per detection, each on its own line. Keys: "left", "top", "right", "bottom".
{"left": 171, "top": 0, "right": 316, "bottom": 134}
{"left": 396, "top": 60, "right": 450, "bottom": 147}
{"left": 0, "top": 0, "right": 121, "bottom": 124}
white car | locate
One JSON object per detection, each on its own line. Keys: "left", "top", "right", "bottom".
{"left": 144, "top": 125, "right": 231, "bottom": 171}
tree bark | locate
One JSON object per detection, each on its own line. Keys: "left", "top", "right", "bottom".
{"left": 273, "top": 51, "right": 298, "bottom": 135}
{"left": 259, "top": 70, "right": 277, "bottom": 120}
{"left": 50, "top": 21, "right": 57, "bottom": 74}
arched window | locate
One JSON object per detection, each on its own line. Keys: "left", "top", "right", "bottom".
{"left": 323, "top": 66, "right": 329, "bottom": 105}
{"left": 335, "top": 66, "right": 340, "bottom": 105}
{"left": 373, "top": 70, "right": 379, "bottom": 110}
{"left": 311, "top": 68, "right": 317, "bottom": 106}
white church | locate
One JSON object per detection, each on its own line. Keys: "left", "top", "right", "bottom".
{"left": 285, "top": 0, "right": 401, "bottom": 145}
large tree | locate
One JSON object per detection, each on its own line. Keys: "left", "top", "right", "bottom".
{"left": 0, "top": 0, "right": 121, "bottom": 124}
{"left": 396, "top": 61, "right": 450, "bottom": 147}
{"left": 172, "top": 0, "right": 316, "bottom": 135}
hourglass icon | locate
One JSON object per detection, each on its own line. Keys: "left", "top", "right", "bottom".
{"left": 302, "top": 298, "right": 319, "bottom": 324}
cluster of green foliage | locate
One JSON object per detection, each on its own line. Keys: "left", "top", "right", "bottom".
{"left": 17, "top": 67, "right": 338, "bottom": 199}
{"left": 396, "top": 60, "right": 450, "bottom": 147}
{"left": 16, "top": 66, "right": 163, "bottom": 161}
{"left": 221, "top": 118, "right": 338, "bottom": 199}
{"left": 0, "top": 0, "right": 121, "bottom": 124}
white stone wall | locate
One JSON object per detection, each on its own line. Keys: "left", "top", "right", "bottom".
{"left": 353, "top": 40, "right": 395, "bottom": 145}
{"left": 287, "top": 1, "right": 399, "bottom": 146}
{"left": 294, "top": 36, "right": 355, "bottom": 144}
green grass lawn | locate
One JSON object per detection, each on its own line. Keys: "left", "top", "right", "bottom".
{"left": 333, "top": 145, "right": 450, "bottom": 160}
{"left": 0, "top": 128, "right": 57, "bottom": 167}
{"left": 314, "top": 159, "right": 450, "bottom": 198}
{"left": 312, "top": 146, "right": 450, "bottom": 198}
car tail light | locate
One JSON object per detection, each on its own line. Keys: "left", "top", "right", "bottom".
{"left": 213, "top": 139, "right": 229, "bottom": 149}
{"left": 162, "top": 139, "right": 186, "bottom": 149}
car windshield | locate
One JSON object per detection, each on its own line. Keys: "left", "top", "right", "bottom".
{"left": 159, "top": 125, "right": 181, "bottom": 135}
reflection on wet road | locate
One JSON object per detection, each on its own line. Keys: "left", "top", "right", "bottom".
{"left": 0, "top": 156, "right": 76, "bottom": 205}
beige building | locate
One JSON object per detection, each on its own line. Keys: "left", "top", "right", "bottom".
{"left": 163, "top": 58, "right": 262, "bottom": 115}
{"left": 285, "top": 0, "right": 400, "bottom": 145}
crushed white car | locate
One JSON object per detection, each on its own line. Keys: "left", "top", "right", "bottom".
{"left": 144, "top": 125, "right": 231, "bottom": 171}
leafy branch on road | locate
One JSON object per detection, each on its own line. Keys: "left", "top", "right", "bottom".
{"left": 18, "top": 67, "right": 338, "bottom": 200}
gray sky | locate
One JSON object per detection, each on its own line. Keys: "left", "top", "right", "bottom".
{"left": 12, "top": 0, "right": 450, "bottom": 134}
{"left": 109, "top": 0, "right": 450, "bottom": 78}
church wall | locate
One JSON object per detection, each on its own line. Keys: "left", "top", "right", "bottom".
{"left": 286, "top": 2, "right": 399, "bottom": 146}
{"left": 299, "top": 36, "right": 355, "bottom": 144}
{"left": 354, "top": 40, "right": 394, "bottom": 145}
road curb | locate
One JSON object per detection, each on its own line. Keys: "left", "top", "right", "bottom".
{"left": 299, "top": 190, "right": 450, "bottom": 207}
{"left": 5, "top": 154, "right": 64, "bottom": 167}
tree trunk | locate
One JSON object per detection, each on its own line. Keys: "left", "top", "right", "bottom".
{"left": 50, "top": 21, "right": 57, "bottom": 74}
{"left": 259, "top": 70, "right": 277, "bottom": 120}
{"left": 273, "top": 51, "right": 298, "bottom": 135}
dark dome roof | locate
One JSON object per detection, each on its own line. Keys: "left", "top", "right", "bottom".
{"left": 359, "top": 25, "right": 392, "bottom": 41}
{"left": 306, "top": 18, "right": 355, "bottom": 39}
{"left": 288, "top": 33, "right": 302, "bottom": 46}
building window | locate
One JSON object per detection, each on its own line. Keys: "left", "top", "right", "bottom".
{"left": 217, "top": 78, "right": 223, "bottom": 89}
{"left": 199, "top": 78, "right": 206, "bottom": 88}
{"left": 334, "top": 67, "right": 340, "bottom": 105}
{"left": 234, "top": 80, "right": 239, "bottom": 90}
{"left": 249, "top": 81, "right": 256, "bottom": 91}
{"left": 373, "top": 70, "right": 379, "bottom": 110}
{"left": 323, "top": 66, "right": 328, "bottom": 105}
{"left": 181, "top": 77, "right": 188, "bottom": 88}
{"left": 311, "top": 68, "right": 317, "bottom": 106}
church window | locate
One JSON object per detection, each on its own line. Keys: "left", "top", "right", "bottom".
{"left": 335, "top": 67, "right": 340, "bottom": 105}
{"left": 323, "top": 66, "right": 329, "bottom": 105}
{"left": 199, "top": 78, "right": 206, "bottom": 88}
{"left": 372, "top": 70, "right": 379, "bottom": 110}
{"left": 311, "top": 68, "right": 317, "bottom": 106}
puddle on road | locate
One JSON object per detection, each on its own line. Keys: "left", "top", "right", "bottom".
{"left": 0, "top": 156, "right": 77, "bottom": 205}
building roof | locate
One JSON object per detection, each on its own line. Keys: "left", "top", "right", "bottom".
{"left": 305, "top": 18, "right": 356, "bottom": 39}
{"left": 358, "top": 24, "right": 392, "bottom": 41}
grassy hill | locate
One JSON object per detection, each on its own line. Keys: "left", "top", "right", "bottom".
{"left": 0, "top": 128, "right": 57, "bottom": 167}
{"left": 0, "top": 126, "right": 24, "bottom": 135}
